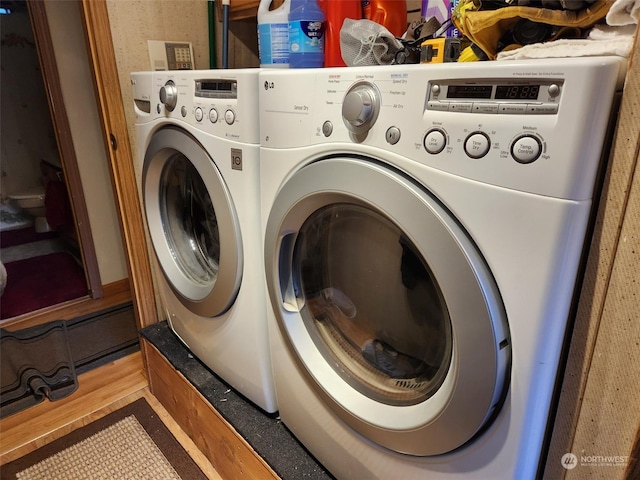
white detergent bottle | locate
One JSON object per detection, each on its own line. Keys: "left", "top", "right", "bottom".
{"left": 258, "top": 0, "right": 291, "bottom": 67}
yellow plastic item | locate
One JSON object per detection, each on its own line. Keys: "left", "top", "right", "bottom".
{"left": 457, "top": 45, "right": 480, "bottom": 62}
{"left": 420, "top": 38, "right": 461, "bottom": 63}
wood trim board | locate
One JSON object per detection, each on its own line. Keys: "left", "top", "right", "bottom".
{"left": 143, "top": 339, "right": 280, "bottom": 480}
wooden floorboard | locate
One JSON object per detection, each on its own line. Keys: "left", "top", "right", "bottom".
{"left": 0, "top": 351, "right": 222, "bottom": 479}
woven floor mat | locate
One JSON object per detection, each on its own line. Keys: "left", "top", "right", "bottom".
{"left": 1, "top": 398, "right": 207, "bottom": 480}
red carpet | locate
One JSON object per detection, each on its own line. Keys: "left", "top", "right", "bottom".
{"left": 1, "top": 252, "right": 88, "bottom": 319}
{"left": 0, "top": 227, "right": 57, "bottom": 248}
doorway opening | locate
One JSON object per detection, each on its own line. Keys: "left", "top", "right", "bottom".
{"left": 0, "top": 0, "right": 101, "bottom": 320}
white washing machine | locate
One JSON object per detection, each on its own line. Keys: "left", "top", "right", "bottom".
{"left": 131, "top": 69, "right": 277, "bottom": 413}
{"left": 259, "top": 57, "right": 625, "bottom": 478}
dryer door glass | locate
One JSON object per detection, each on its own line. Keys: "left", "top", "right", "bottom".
{"left": 295, "top": 203, "right": 452, "bottom": 406}
{"left": 144, "top": 127, "right": 243, "bottom": 317}
{"left": 160, "top": 154, "right": 220, "bottom": 286}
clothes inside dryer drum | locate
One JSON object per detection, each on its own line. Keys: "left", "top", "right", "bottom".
{"left": 295, "top": 203, "right": 452, "bottom": 406}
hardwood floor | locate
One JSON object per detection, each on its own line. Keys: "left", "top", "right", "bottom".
{"left": 0, "top": 351, "right": 222, "bottom": 479}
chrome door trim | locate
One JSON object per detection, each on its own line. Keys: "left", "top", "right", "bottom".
{"left": 143, "top": 126, "right": 242, "bottom": 317}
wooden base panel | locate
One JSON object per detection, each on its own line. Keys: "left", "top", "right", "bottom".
{"left": 144, "top": 339, "right": 280, "bottom": 480}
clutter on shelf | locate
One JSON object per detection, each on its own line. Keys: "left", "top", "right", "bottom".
{"left": 451, "top": 0, "right": 631, "bottom": 61}
{"left": 256, "top": 0, "right": 637, "bottom": 67}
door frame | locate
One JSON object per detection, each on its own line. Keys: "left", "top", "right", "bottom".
{"left": 78, "top": 0, "right": 157, "bottom": 327}
{"left": 27, "top": 0, "right": 102, "bottom": 298}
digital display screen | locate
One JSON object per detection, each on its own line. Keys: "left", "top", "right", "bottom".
{"left": 200, "top": 81, "right": 235, "bottom": 91}
{"left": 495, "top": 85, "right": 540, "bottom": 100}
{"left": 446, "top": 85, "right": 492, "bottom": 99}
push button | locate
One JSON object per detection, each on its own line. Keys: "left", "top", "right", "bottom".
{"left": 209, "top": 108, "right": 219, "bottom": 123}
{"left": 225, "top": 109, "right": 236, "bottom": 125}
{"left": 511, "top": 135, "right": 542, "bottom": 164}
{"left": 385, "top": 127, "right": 401, "bottom": 145}
{"left": 499, "top": 104, "right": 527, "bottom": 114}
{"left": 424, "top": 128, "right": 446, "bottom": 154}
{"left": 464, "top": 132, "right": 490, "bottom": 159}
{"left": 322, "top": 121, "right": 333, "bottom": 137}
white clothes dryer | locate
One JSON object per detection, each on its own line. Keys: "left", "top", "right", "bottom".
{"left": 259, "top": 57, "right": 625, "bottom": 477}
{"left": 132, "top": 69, "right": 276, "bottom": 413}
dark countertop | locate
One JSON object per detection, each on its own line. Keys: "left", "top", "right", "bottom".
{"left": 140, "top": 321, "right": 333, "bottom": 480}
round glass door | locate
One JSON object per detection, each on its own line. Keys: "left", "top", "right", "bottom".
{"left": 264, "top": 157, "right": 511, "bottom": 455}
{"left": 295, "top": 203, "right": 452, "bottom": 407}
{"left": 144, "top": 126, "right": 243, "bottom": 317}
{"left": 160, "top": 155, "right": 220, "bottom": 287}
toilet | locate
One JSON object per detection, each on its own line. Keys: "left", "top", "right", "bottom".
{"left": 9, "top": 186, "right": 50, "bottom": 233}
{"left": 8, "top": 161, "right": 66, "bottom": 234}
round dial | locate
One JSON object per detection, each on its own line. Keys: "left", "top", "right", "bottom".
{"left": 159, "top": 80, "right": 178, "bottom": 112}
{"left": 342, "top": 81, "right": 380, "bottom": 135}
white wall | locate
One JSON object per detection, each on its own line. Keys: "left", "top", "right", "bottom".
{"left": 45, "top": 0, "right": 128, "bottom": 284}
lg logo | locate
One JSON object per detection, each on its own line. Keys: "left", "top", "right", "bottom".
{"left": 264, "top": 81, "right": 275, "bottom": 90}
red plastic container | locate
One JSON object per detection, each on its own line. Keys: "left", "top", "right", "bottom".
{"left": 362, "top": 0, "right": 407, "bottom": 38}
{"left": 319, "top": 0, "right": 362, "bottom": 67}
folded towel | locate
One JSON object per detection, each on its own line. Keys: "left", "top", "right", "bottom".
{"left": 45, "top": 180, "right": 72, "bottom": 230}
{"left": 607, "top": 0, "right": 640, "bottom": 26}
{"left": 497, "top": 24, "right": 635, "bottom": 60}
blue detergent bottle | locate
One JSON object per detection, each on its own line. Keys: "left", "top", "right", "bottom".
{"left": 288, "top": 0, "right": 326, "bottom": 68}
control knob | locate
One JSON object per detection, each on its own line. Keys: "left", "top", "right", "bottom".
{"left": 342, "top": 81, "right": 380, "bottom": 135}
{"left": 159, "top": 80, "right": 178, "bottom": 112}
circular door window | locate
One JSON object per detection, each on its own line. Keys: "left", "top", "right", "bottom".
{"left": 144, "top": 127, "right": 243, "bottom": 317}
{"left": 159, "top": 154, "right": 220, "bottom": 287}
{"left": 295, "top": 203, "right": 452, "bottom": 407}
{"left": 264, "top": 157, "right": 511, "bottom": 455}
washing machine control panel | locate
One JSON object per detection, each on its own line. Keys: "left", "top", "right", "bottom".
{"left": 132, "top": 70, "right": 260, "bottom": 144}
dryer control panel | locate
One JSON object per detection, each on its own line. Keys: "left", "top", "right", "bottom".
{"left": 259, "top": 58, "right": 626, "bottom": 201}
{"left": 426, "top": 79, "right": 563, "bottom": 115}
